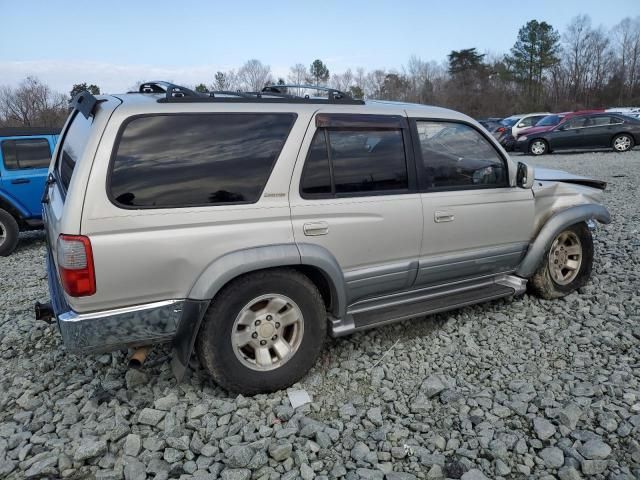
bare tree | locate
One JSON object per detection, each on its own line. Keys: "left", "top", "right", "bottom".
{"left": 330, "top": 69, "right": 353, "bottom": 91}
{"left": 0, "top": 76, "right": 67, "bottom": 127}
{"left": 213, "top": 70, "right": 239, "bottom": 91}
{"left": 237, "top": 59, "right": 272, "bottom": 92}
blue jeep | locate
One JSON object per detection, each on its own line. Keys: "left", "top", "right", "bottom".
{"left": 0, "top": 128, "right": 59, "bottom": 255}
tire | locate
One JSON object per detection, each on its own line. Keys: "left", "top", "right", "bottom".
{"left": 196, "top": 269, "right": 327, "bottom": 394}
{"left": 529, "top": 139, "right": 548, "bottom": 156}
{"left": 529, "top": 223, "right": 593, "bottom": 300}
{"left": 612, "top": 133, "right": 634, "bottom": 152}
{"left": 0, "top": 208, "right": 19, "bottom": 257}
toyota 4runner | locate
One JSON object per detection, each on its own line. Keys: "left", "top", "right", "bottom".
{"left": 35, "top": 83, "right": 611, "bottom": 394}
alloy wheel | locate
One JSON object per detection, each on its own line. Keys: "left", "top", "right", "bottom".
{"left": 548, "top": 231, "right": 583, "bottom": 285}
{"left": 231, "top": 294, "right": 304, "bottom": 371}
{"left": 613, "top": 135, "right": 631, "bottom": 152}
{"left": 530, "top": 140, "right": 546, "bottom": 155}
{"left": 0, "top": 222, "right": 5, "bottom": 247}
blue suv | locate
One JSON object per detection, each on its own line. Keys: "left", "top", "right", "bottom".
{"left": 0, "top": 128, "right": 59, "bottom": 255}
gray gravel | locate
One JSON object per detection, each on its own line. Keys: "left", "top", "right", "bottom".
{"left": 1, "top": 149, "right": 639, "bottom": 479}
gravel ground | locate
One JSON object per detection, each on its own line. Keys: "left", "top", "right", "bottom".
{"left": 0, "top": 149, "right": 639, "bottom": 480}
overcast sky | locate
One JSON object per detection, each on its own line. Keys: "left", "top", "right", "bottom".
{"left": 0, "top": 0, "right": 637, "bottom": 94}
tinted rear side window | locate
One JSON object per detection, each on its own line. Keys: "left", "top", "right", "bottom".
{"left": 57, "top": 111, "right": 93, "bottom": 191}
{"left": 300, "top": 127, "right": 408, "bottom": 197}
{"left": 110, "top": 113, "right": 296, "bottom": 208}
{"left": 2, "top": 138, "right": 51, "bottom": 170}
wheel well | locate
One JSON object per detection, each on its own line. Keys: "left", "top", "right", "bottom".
{"left": 209, "top": 265, "right": 335, "bottom": 314}
{"left": 291, "top": 265, "right": 333, "bottom": 313}
{"left": 0, "top": 198, "right": 23, "bottom": 226}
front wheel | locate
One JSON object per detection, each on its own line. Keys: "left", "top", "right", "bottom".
{"left": 529, "top": 139, "right": 548, "bottom": 156}
{"left": 196, "top": 269, "right": 326, "bottom": 394}
{"left": 0, "top": 208, "right": 19, "bottom": 257}
{"left": 529, "top": 223, "right": 594, "bottom": 299}
{"left": 612, "top": 133, "right": 634, "bottom": 152}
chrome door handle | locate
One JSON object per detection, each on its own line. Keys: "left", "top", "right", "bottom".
{"left": 303, "top": 221, "right": 329, "bottom": 236}
{"left": 434, "top": 211, "right": 455, "bottom": 223}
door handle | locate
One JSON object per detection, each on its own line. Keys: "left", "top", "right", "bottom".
{"left": 303, "top": 221, "right": 329, "bottom": 236}
{"left": 11, "top": 178, "right": 30, "bottom": 184}
{"left": 434, "top": 211, "right": 455, "bottom": 223}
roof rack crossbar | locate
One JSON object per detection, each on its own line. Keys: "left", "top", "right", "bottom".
{"left": 139, "top": 81, "right": 205, "bottom": 100}
{"left": 144, "top": 81, "right": 365, "bottom": 105}
{"left": 262, "top": 84, "right": 355, "bottom": 103}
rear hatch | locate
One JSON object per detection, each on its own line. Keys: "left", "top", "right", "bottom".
{"left": 43, "top": 94, "right": 121, "bottom": 312}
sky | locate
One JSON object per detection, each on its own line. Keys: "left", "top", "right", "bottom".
{"left": 0, "top": 0, "right": 638, "bottom": 94}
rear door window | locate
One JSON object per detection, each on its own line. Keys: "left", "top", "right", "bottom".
{"left": 564, "top": 117, "right": 588, "bottom": 129}
{"left": 1, "top": 138, "right": 51, "bottom": 170}
{"left": 109, "top": 113, "right": 296, "bottom": 208}
{"left": 300, "top": 124, "right": 409, "bottom": 198}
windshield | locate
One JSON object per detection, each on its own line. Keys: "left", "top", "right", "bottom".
{"left": 536, "top": 115, "right": 563, "bottom": 127}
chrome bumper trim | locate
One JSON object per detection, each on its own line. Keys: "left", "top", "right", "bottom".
{"left": 57, "top": 300, "right": 185, "bottom": 353}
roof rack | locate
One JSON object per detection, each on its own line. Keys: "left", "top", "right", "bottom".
{"left": 137, "top": 81, "right": 364, "bottom": 105}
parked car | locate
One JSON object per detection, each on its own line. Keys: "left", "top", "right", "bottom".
{"left": 489, "top": 113, "right": 548, "bottom": 151}
{"left": 36, "top": 84, "right": 610, "bottom": 394}
{"left": 477, "top": 117, "right": 503, "bottom": 132}
{"left": 515, "top": 112, "right": 639, "bottom": 155}
{"left": 0, "top": 128, "right": 59, "bottom": 256}
{"left": 510, "top": 112, "right": 551, "bottom": 139}
{"left": 515, "top": 110, "right": 605, "bottom": 140}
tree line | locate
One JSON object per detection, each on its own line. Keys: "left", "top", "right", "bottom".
{"left": 1, "top": 14, "right": 639, "bottom": 128}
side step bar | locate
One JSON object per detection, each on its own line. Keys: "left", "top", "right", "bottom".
{"left": 331, "top": 274, "right": 526, "bottom": 336}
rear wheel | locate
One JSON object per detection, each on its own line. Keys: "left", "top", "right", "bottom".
{"left": 0, "top": 209, "right": 19, "bottom": 257}
{"left": 529, "top": 139, "right": 548, "bottom": 156}
{"left": 529, "top": 223, "right": 593, "bottom": 299}
{"left": 196, "top": 269, "right": 326, "bottom": 394}
{"left": 612, "top": 133, "right": 634, "bottom": 152}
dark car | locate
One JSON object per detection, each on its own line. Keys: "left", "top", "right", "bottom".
{"left": 514, "top": 113, "right": 639, "bottom": 155}
{"left": 477, "top": 118, "right": 503, "bottom": 132}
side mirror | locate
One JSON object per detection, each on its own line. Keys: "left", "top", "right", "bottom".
{"left": 517, "top": 122, "right": 525, "bottom": 128}
{"left": 517, "top": 161, "right": 534, "bottom": 189}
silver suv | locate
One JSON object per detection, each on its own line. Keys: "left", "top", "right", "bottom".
{"left": 36, "top": 82, "right": 611, "bottom": 394}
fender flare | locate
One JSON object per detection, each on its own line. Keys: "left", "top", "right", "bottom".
{"left": 516, "top": 204, "right": 611, "bottom": 278}
{"left": 0, "top": 190, "right": 29, "bottom": 219}
{"left": 171, "top": 243, "right": 347, "bottom": 380}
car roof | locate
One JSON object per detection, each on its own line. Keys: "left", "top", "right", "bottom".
{"left": 107, "top": 92, "right": 475, "bottom": 123}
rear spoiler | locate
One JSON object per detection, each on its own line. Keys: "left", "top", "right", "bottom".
{"left": 70, "top": 91, "right": 105, "bottom": 119}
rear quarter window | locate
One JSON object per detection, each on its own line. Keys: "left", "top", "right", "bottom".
{"left": 109, "top": 113, "right": 296, "bottom": 208}
{"left": 57, "top": 112, "right": 93, "bottom": 191}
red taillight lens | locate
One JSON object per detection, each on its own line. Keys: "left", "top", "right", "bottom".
{"left": 57, "top": 234, "right": 96, "bottom": 297}
{"left": 497, "top": 127, "right": 506, "bottom": 132}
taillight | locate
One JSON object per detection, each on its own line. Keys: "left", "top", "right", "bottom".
{"left": 57, "top": 234, "right": 96, "bottom": 297}
{"left": 497, "top": 127, "right": 505, "bottom": 133}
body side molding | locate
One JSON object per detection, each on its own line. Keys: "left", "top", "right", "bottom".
{"left": 516, "top": 204, "right": 611, "bottom": 277}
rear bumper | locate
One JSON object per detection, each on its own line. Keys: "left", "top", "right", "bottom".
{"left": 57, "top": 299, "right": 185, "bottom": 353}
{"left": 44, "top": 244, "right": 185, "bottom": 353}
